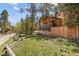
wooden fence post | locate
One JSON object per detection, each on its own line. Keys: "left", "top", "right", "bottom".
{"left": 63, "top": 27, "right": 64, "bottom": 38}
{"left": 4, "top": 45, "right": 15, "bottom": 56}
{"left": 75, "top": 27, "right": 76, "bottom": 39}
{"left": 78, "top": 26, "right": 79, "bottom": 39}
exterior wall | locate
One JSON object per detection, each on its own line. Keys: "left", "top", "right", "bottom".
{"left": 53, "top": 18, "right": 63, "bottom": 27}
{"left": 57, "top": 12, "right": 64, "bottom": 26}
{"left": 39, "top": 12, "right": 65, "bottom": 31}
{"left": 39, "top": 17, "right": 52, "bottom": 31}
{"left": 51, "top": 26, "right": 79, "bottom": 39}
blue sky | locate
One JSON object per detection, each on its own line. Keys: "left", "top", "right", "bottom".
{"left": 0, "top": 3, "right": 40, "bottom": 26}
{"left": 0, "top": 3, "right": 56, "bottom": 26}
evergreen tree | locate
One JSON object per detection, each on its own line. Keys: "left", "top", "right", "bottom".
{"left": 59, "top": 3, "right": 79, "bottom": 27}
{"left": 21, "top": 18, "right": 24, "bottom": 33}
{"left": 1, "top": 9, "right": 9, "bottom": 32}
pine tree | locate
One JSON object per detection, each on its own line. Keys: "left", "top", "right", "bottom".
{"left": 59, "top": 3, "right": 79, "bottom": 27}
{"left": 1, "top": 9, "right": 9, "bottom": 32}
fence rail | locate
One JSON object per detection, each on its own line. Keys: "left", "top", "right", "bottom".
{"left": 3, "top": 36, "right": 23, "bottom": 56}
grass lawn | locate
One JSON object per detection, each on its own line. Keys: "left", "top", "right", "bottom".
{"left": 0, "top": 37, "right": 15, "bottom": 56}
{"left": 12, "top": 35, "right": 79, "bottom": 56}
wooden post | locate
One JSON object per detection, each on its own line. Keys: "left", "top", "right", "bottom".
{"left": 63, "top": 27, "right": 64, "bottom": 38}
{"left": 78, "top": 26, "right": 79, "bottom": 39}
{"left": 74, "top": 27, "right": 76, "bottom": 39}
{"left": 5, "top": 45, "right": 15, "bottom": 56}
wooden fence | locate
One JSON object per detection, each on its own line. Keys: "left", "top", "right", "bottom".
{"left": 3, "top": 34, "right": 23, "bottom": 56}
{"left": 4, "top": 45, "right": 15, "bottom": 56}
{"left": 51, "top": 26, "right": 79, "bottom": 39}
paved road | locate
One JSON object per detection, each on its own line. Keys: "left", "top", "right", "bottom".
{"left": 0, "top": 33, "right": 15, "bottom": 45}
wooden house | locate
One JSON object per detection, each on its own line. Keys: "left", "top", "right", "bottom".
{"left": 39, "top": 12, "right": 64, "bottom": 31}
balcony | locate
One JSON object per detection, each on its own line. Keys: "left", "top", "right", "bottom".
{"left": 39, "top": 23, "right": 52, "bottom": 31}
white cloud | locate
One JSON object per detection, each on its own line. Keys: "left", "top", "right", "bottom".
{"left": 9, "top": 3, "right": 20, "bottom": 11}
{"left": 14, "top": 6, "right": 20, "bottom": 11}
